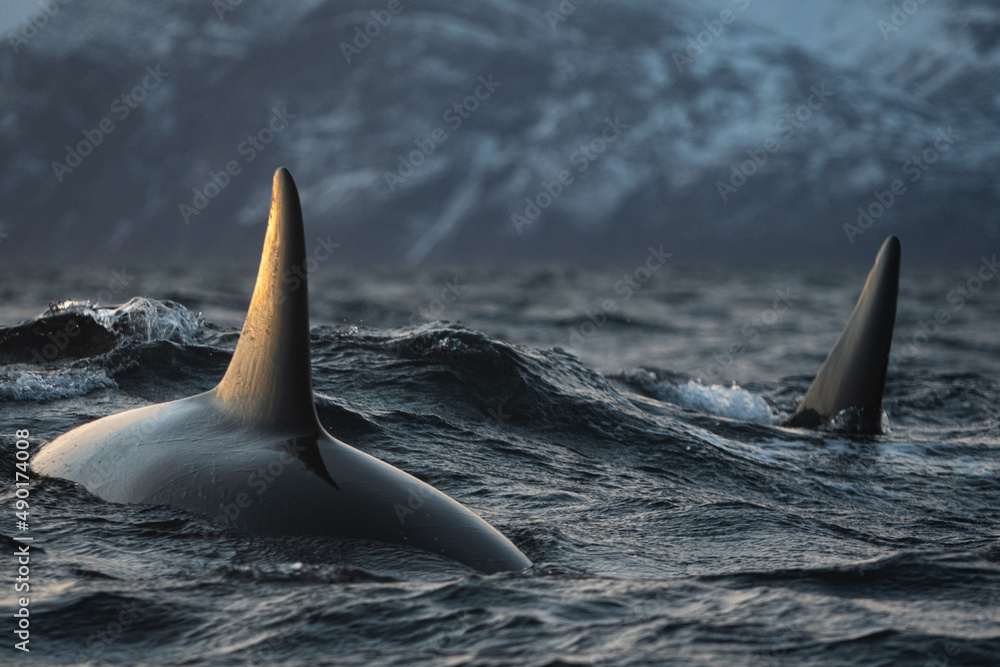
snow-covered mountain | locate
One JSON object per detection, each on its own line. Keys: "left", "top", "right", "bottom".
{"left": 1, "top": 0, "right": 998, "bottom": 267}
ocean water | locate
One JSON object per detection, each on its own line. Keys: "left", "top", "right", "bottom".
{"left": 1, "top": 263, "right": 998, "bottom": 666}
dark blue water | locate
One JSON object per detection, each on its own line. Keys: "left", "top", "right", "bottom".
{"left": 1, "top": 264, "right": 998, "bottom": 666}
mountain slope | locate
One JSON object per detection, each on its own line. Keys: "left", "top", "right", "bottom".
{"left": 1, "top": 0, "right": 997, "bottom": 267}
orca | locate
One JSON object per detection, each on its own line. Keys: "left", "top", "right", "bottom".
{"left": 33, "top": 167, "right": 531, "bottom": 574}
{"left": 787, "top": 235, "right": 901, "bottom": 433}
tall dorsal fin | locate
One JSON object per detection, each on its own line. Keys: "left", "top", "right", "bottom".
{"left": 214, "top": 168, "right": 318, "bottom": 432}
{"left": 788, "top": 235, "right": 901, "bottom": 433}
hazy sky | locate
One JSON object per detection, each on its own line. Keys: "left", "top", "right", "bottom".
{"left": 0, "top": 0, "right": 41, "bottom": 35}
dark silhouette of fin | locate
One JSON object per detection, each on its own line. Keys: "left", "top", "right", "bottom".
{"left": 788, "top": 236, "right": 901, "bottom": 433}
{"left": 214, "top": 167, "right": 319, "bottom": 433}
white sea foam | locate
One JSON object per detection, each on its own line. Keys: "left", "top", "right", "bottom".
{"left": 45, "top": 297, "right": 203, "bottom": 345}
{"left": 0, "top": 366, "right": 116, "bottom": 402}
{"left": 652, "top": 378, "right": 779, "bottom": 424}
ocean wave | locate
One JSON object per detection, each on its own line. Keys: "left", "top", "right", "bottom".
{"left": 0, "top": 298, "right": 205, "bottom": 400}
{"left": 46, "top": 297, "right": 204, "bottom": 346}
{"left": 0, "top": 365, "right": 116, "bottom": 402}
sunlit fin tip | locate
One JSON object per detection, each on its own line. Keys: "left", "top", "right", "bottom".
{"left": 214, "top": 167, "right": 318, "bottom": 432}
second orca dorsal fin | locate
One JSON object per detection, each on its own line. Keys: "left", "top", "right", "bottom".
{"left": 214, "top": 167, "right": 319, "bottom": 432}
{"left": 788, "top": 235, "right": 901, "bottom": 433}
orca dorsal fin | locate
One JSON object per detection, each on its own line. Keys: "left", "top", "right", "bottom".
{"left": 789, "top": 235, "right": 901, "bottom": 433}
{"left": 214, "top": 167, "right": 319, "bottom": 432}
